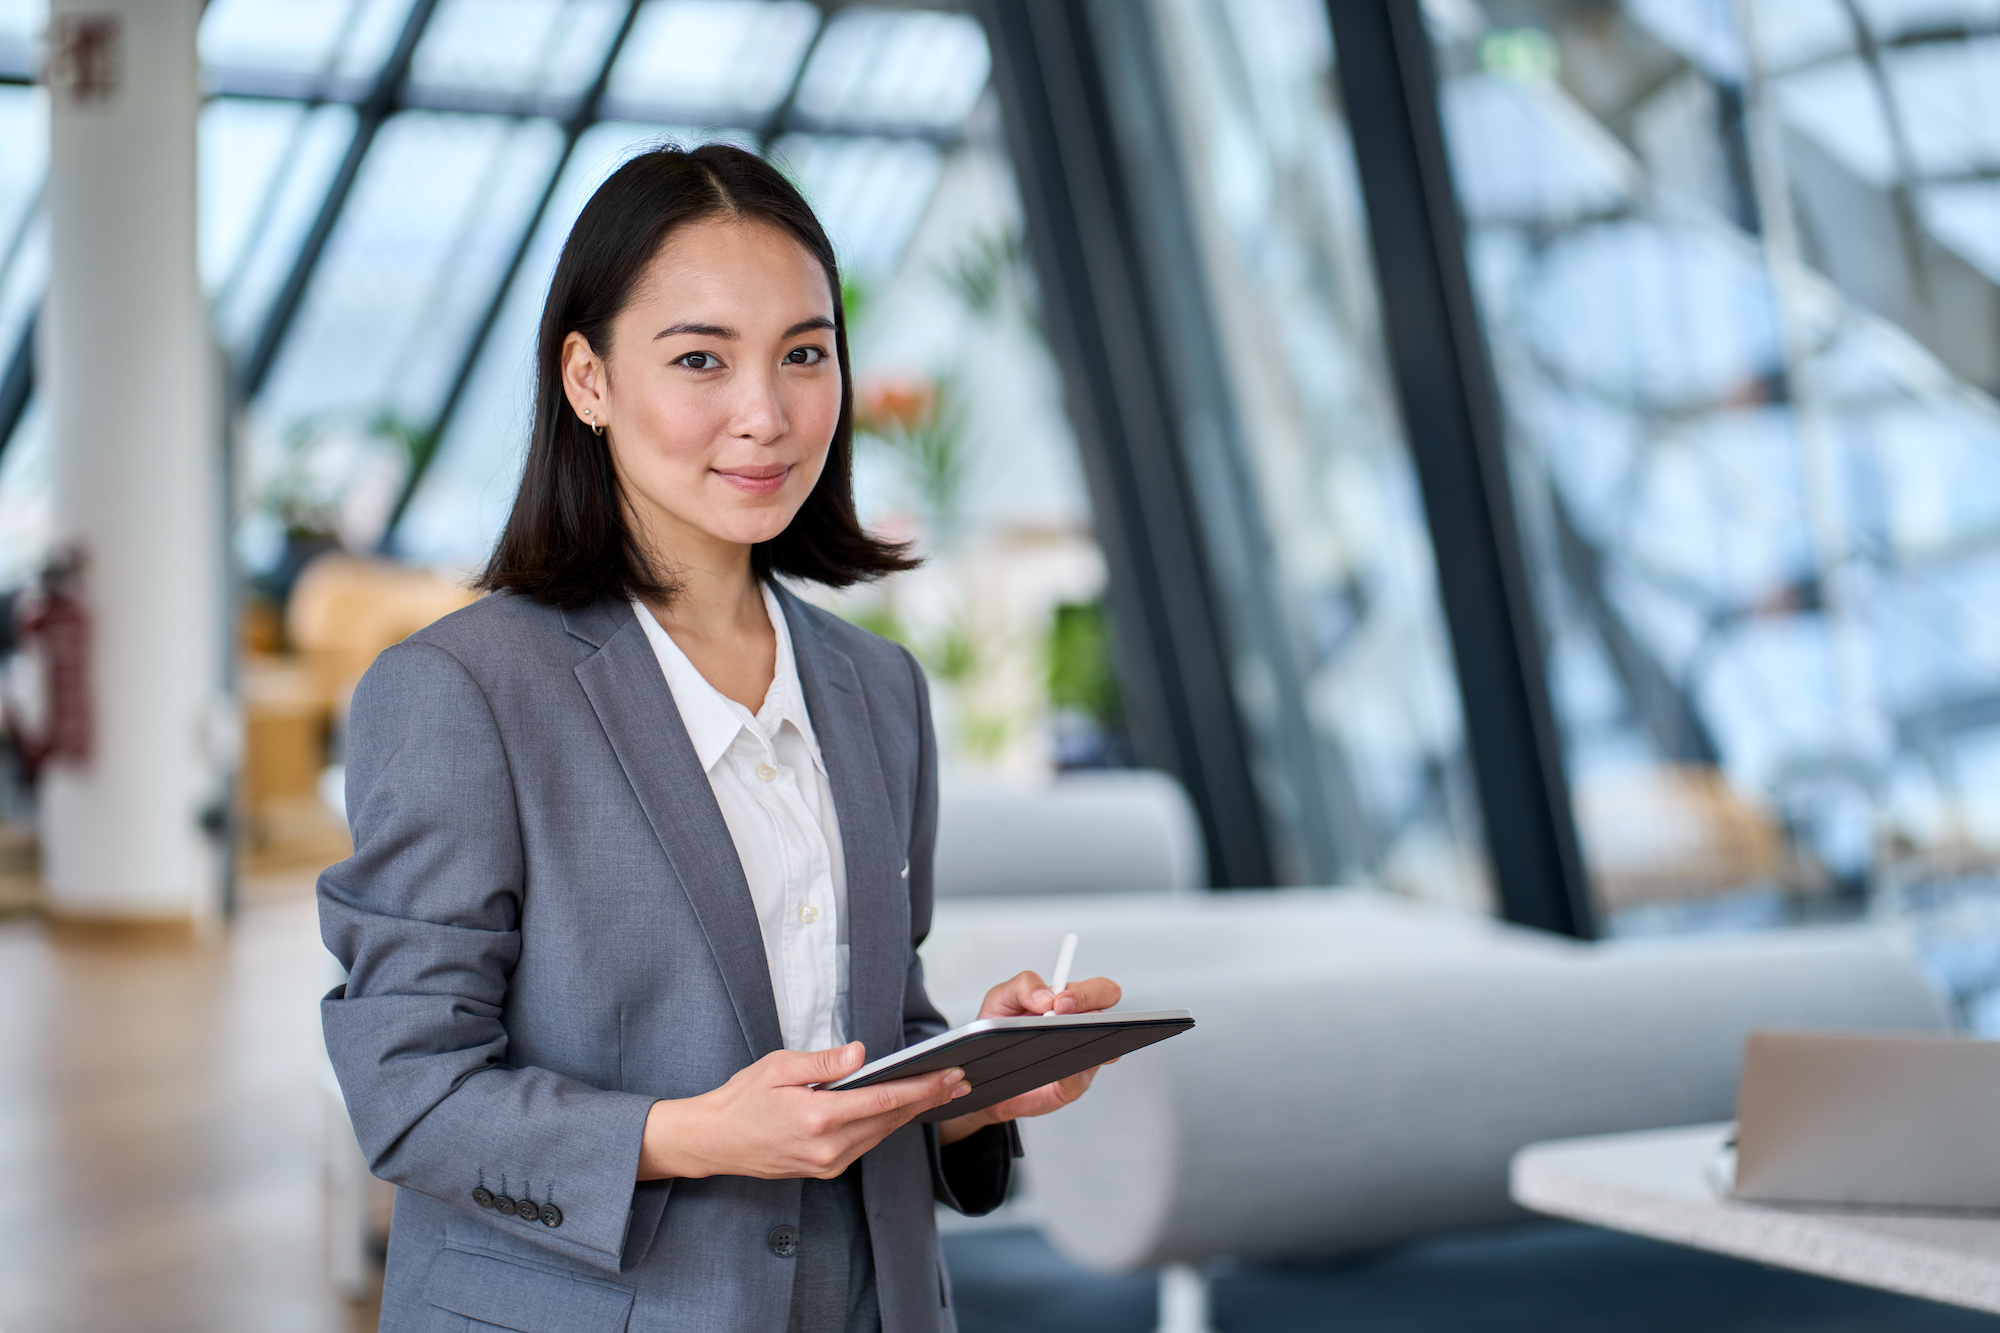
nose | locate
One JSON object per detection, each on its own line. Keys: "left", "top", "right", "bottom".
{"left": 727, "top": 365, "right": 787, "bottom": 445}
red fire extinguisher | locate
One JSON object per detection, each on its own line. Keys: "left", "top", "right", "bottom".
{"left": 10, "top": 550, "right": 93, "bottom": 779}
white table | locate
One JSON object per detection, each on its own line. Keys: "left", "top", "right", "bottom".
{"left": 1512, "top": 1123, "right": 2000, "bottom": 1315}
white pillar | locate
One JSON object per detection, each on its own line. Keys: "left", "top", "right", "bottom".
{"left": 40, "top": 0, "right": 223, "bottom": 921}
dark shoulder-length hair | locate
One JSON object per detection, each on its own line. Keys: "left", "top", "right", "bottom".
{"left": 478, "top": 142, "right": 916, "bottom": 608}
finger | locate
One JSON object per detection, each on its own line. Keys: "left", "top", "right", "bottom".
{"left": 774, "top": 1041, "right": 867, "bottom": 1087}
{"left": 869, "top": 1068, "right": 969, "bottom": 1117}
{"left": 978, "top": 971, "right": 1050, "bottom": 1019}
{"left": 1059, "top": 1066, "right": 1098, "bottom": 1099}
{"left": 820, "top": 1067, "right": 966, "bottom": 1122}
{"left": 1022, "top": 1073, "right": 1086, "bottom": 1112}
{"left": 789, "top": 1074, "right": 967, "bottom": 1179}
{"left": 822, "top": 1080, "right": 973, "bottom": 1164}
{"left": 842, "top": 1075, "right": 975, "bottom": 1143}
{"left": 1047, "top": 976, "right": 1120, "bottom": 1015}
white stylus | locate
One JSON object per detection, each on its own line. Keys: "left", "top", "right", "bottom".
{"left": 1049, "top": 933, "right": 1078, "bottom": 1000}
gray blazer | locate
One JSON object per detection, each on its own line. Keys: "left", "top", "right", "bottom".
{"left": 319, "top": 587, "right": 1017, "bottom": 1332}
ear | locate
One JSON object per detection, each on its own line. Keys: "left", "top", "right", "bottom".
{"left": 560, "top": 331, "right": 608, "bottom": 432}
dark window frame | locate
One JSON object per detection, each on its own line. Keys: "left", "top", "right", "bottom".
{"left": 981, "top": 0, "right": 1594, "bottom": 931}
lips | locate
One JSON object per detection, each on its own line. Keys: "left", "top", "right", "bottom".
{"left": 714, "top": 463, "right": 791, "bottom": 496}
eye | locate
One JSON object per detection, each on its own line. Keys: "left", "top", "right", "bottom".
{"left": 784, "top": 345, "right": 827, "bottom": 365}
{"left": 676, "top": 351, "right": 721, "bottom": 371}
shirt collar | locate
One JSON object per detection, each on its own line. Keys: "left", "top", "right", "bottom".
{"left": 758, "top": 581, "right": 824, "bottom": 767}
{"left": 630, "top": 582, "right": 824, "bottom": 777}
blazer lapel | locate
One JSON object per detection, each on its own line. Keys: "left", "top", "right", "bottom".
{"left": 567, "top": 601, "right": 785, "bottom": 1061}
{"left": 780, "top": 587, "right": 909, "bottom": 1062}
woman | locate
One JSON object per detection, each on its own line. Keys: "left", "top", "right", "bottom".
{"left": 319, "top": 143, "right": 1120, "bottom": 1333}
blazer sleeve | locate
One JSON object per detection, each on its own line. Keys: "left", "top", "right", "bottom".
{"left": 318, "top": 640, "right": 657, "bottom": 1276}
{"left": 896, "top": 644, "right": 1022, "bottom": 1215}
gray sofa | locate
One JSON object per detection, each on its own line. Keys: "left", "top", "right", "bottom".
{"left": 933, "top": 770, "right": 1204, "bottom": 898}
{"left": 919, "top": 889, "right": 1948, "bottom": 1273}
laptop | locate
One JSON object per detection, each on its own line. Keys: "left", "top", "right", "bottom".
{"left": 1732, "top": 1029, "right": 2000, "bottom": 1209}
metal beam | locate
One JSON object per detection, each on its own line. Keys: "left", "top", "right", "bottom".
{"left": 188, "top": 66, "right": 967, "bottom": 145}
{"left": 1324, "top": 0, "right": 1594, "bottom": 935}
{"left": 1082, "top": 0, "right": 1361, "bottom": 884}
{"left": 977, "top": 0, "right": 1276, "bottom": 888}
{"left": 0, "top": 310, "right": 32, "bottom": 464}
{"left": 756, "top": 6, "right": 831, "bottom": 152}
{"left": 1546, "top": 485, "right": 1719, "bottom": 768}
{"left": 238, "top": 0, "right": 441, "bottom": 398}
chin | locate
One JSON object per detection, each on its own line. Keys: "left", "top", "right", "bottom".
{"left": 736, "top": 493, "right": 815, "bottom": 541}
{"left": 713, "top": 513, "right": 801, "bottom": 549}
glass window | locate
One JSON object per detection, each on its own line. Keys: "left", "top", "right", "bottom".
{"left": 829, "top": 121, "right": 1106, "bottom": 775}
{"left": 770, "top": 134, "right": 942, "bottom": 281}
{"left": 259, "top": 113, "right": 565, "bottom": 427}
{"left": 201, "top": 0, "right": 418, "bottom": 85}
{"left": 1925, "top": 183, "right": 2000, "bottom": 285}
{"left": 0, "top": 84, "right": 46, "bottom": 359}
{"left": 0, "top": 0, "right": 38, "bottom": 78}
{"left": 601, "top": 0, "right": 820, "bottom": 125}
{"left": 790, "top": 7, "right": 990, "bottom": 131}
{"left": 0, "top": 84, "right": 46, "bottom": 255}
{"left": 252, "top": 112, "right": 564, "bottom": 547}
{"left": 0, "top": 398, "right": 46, "bottom": 587}
{"left": 1428, "top": 2, "right": 2000, "bottom": 965}
{"left": 407, "top": 0, "right": 629, "bottom": 104}
{"left": 0, "top": 210, "right": 42, "bottom": 379}
{"left": 212, "top": 103, "right": 357, "bottom": 352}
{"left": 200, "top": 98, "right": 311, "bottom": 297}
{"left": 1147, "top": 0, "right": 1491, "bottom": 901}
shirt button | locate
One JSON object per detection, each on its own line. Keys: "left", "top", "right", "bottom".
{"left": 799, "top": 903, "right": 819, "bottom": 924}
{"left": 755, "top": 762, "right": 777, "bottom": 782}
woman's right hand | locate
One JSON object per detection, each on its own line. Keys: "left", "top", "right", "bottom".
{"left": 637, "top": 1042, "right": 970, "bottom": 1181}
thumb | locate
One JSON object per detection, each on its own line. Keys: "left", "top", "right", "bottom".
{"left": 783, "top": 1041, "right": 867, "bottom": 1086}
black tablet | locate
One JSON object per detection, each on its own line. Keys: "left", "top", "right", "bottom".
{"left": 820, "top": 1009, "right": 1196, "bottom": 1123}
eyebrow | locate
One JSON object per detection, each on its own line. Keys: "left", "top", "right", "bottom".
{"left": 653, "top": 316, "right": 835, "bottom": 341}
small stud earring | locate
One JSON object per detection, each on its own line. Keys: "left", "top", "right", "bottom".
{"left": 582, "top": 409, "right": 603, "bottom": 437}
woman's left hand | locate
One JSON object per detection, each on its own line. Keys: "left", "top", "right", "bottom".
{"left": 935, "top": 971, "right": 1123, "bottom": 1146}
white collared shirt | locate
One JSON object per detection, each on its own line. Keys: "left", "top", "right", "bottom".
{"left": 632, "top": 583, "right": 849, "bottom": 1053}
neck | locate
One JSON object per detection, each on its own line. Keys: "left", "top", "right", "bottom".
{"left": 626, "top": 498, "right": 764, "bottom": 641}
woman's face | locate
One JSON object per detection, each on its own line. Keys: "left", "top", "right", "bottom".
{"left": 562, "top": 216, "right": 841, "bottom": 564}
